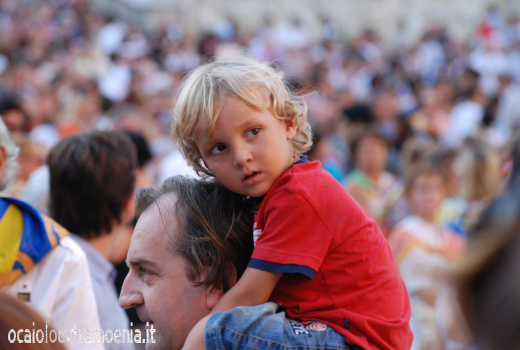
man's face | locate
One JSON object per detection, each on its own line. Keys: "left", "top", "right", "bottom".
{"left": 119, "top": 196, "right": 212, "bottom": 350}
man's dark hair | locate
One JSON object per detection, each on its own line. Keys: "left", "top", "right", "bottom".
{"left": 0, "top": 92, "right": 30, "bottom": 132}
{"left": 0, "top": 93, "right": 22, "bottom": 114}
{"left": 343, "top": 104, "right": 374, "bottom": 124}
{"left": 48, "top": 131, "right": 137, "bottom": 238}
{"left": 135, "top": 176, "right": 254, "bottom": 292}
{"left": 124, "top": 131, "right": 152, "bottom": 168}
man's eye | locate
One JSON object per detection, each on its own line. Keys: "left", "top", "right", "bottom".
{"left": 210, "top": 144, "right": 226, "bottom": 155}
{"left": 139, "top": 268, "right": 150, "bottom": 279}
{"left": 246, "top": 128, "right": 260, "bottom": 137}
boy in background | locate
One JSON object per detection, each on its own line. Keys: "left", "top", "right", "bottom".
{"left": 47, "top": 131, "right": 137, "bottom": 350}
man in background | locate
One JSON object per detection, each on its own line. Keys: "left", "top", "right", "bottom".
{"left": 48, "top": 131, "right": 138, "bottom": 350}
{"left": 0, "top": 118, "right": 103, "bottom": 349}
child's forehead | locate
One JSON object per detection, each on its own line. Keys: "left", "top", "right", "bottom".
{"left": 221, "top": 91, "right": 269, "bottom": 108}
{"left": 213, "top": 94, "right": 270, "bottom": 120}
{"left": 359, "top": 135, "right": 387, "bottom": 147}
{"left": 413, "top": 173, "right": 445, "bottom": 186}
{"left": 195, "top": 96, "right": 273, "bottom": 139}
{"left": 220, "top": 94, "right": 268, "bottom": 112}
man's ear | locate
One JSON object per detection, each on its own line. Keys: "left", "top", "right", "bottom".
{"left": 0, "top": 145, "right": 7, "bottom": 180}
{"left": 206, "top": 286, "right": 225, "bottom": 311}
{"left": 205, "top": 267, "right": 238, "bottom": 310}
{"left": 120, "top": 195, "right": 136, "bottom": 225}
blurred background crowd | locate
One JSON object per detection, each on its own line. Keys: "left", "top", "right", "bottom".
{"left": 1, "top": 0, "right": 520, "bottom": 349}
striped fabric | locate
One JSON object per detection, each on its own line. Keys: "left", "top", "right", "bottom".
{"left": 0, "top": 197, "right": 69, "bottom": 288}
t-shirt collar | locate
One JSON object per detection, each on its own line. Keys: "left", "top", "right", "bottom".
{"left": 249, "top": 155, "right": 309, "bottom": 206}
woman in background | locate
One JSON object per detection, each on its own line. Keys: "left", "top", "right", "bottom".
{"left": 0, "top": 293, "right": 66, "bottom": 350}
{"left": 343, "top": 126, "right": 401, "bottom": 230}
{"left": 438, "top": 139, "right": 501, "bottom": 238}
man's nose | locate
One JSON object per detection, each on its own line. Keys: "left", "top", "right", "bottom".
{"left": 232, "top": 147, "right": 252, "bottom": 168}
{"left": 119, "top": 272, "right": 144, "bottom": 309}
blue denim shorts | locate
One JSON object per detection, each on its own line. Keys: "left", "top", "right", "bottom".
{"left": 204, "top": 302, "right": 363, "bottom": 350}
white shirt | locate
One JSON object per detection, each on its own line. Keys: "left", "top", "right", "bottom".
{"left": 468, "top": 48, "right": 508, "bottom": 96}
{"left": 441, "top": 101, "right": 484, "bottom": 149}
{"left": 390, "top": 216, "right": 455, "bottom": 294}
{"left": 2, "top": 236, "right": 104, "bottom": 350}
{"left": 389, "top": 216, "right": 465, "bottom": 350}
{"left": 20, "top": 165, "right": 50, "bottom": 215}
{"left": 71, "top": 234, "right": 133, "bottom": 350}
{"left": 158, "top": 148, "right": 199, "bottom": 185}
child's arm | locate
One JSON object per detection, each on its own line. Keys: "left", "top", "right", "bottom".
{"left": 182, "top": 267, "right": 282, "bottom": 350}
{"left": 212, "top": 267, "right": 282, "bottom": 312}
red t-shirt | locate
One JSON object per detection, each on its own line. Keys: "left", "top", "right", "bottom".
{"left": 248, "top": 160, "right": 413, "bottom": 350}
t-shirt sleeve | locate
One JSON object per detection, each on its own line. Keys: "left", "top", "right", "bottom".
{"left": 249, "top": 189, "right": 335, "bottom": 279}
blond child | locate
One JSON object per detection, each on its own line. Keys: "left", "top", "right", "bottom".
{"left": 171, "top": 56, "right": 413, "bottom": 350}
{"left": 388, "top": 165, "right": 465, "bottom": 350}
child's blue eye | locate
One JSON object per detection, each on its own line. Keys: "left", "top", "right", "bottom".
{"left": 211, "top": 144, "right": 227, "bottom": 154}
{"left": 246, "top": 128, "right": 260, "bottom": 137}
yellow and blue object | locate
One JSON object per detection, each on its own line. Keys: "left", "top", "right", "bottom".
{"left": 0, "top": 197, "right": 68, "bottom": 288}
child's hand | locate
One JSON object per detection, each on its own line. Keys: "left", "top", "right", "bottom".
{"left": 182, "top": 315, "right": 211, "bottom": 350}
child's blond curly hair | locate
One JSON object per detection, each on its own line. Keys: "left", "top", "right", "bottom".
{"left": 171, "top": 56, "right": 312, "bottom": 176}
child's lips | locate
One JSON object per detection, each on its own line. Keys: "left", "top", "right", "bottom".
{"left": 242, "top": 171, "right": 261, "bottom": 186}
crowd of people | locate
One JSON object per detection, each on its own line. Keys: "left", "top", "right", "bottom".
{"left": 1, "top": 0, "right": 520, "bottom": 349}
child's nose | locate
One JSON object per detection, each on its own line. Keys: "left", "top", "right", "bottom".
{"left": 233, "top": 148, "right": 252, "bottom": 167}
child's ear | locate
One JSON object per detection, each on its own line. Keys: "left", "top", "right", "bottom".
{"left": 284, "top": 118, "right": 297, "bottom": 140}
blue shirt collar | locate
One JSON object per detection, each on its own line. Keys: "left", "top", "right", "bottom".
{"left": 71, "top": 233, "right": 116, "bottom": 283}
{"left": 290, "top": 155, "right": 309, "bottom": 167}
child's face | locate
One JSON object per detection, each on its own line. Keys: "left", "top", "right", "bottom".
{"left": 408, "top": 173, "right": 447, "bottom": 221}
{"left": 354, "top": 136, "right": 388, "bottom": 175}
{"left": 193, "top": 96, "right": 297, "bottom": 197}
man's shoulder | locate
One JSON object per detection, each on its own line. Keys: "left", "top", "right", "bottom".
{"left": 54, "top": 235, "right": 90, "bottom": 263}
{"left": 19, "top": 236, "right": 90, "bottom": 287}
{"left": 1, "top": 235, "right": 93, "bottom": 314}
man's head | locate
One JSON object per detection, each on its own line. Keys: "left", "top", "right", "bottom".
{"left": 0, "top": 117, "right": 20, "bottom": 191}
{"left": 0, "top": 93, "right": 29, "bottom": 134}
{"left": 171, "top": 56, "right": 313, "bottom": 177}
{"left": 47, "top": 131, "right": 137, "bottom": 238}
{"left": 119, "top": 176, "right": 254, "bottom": 350}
